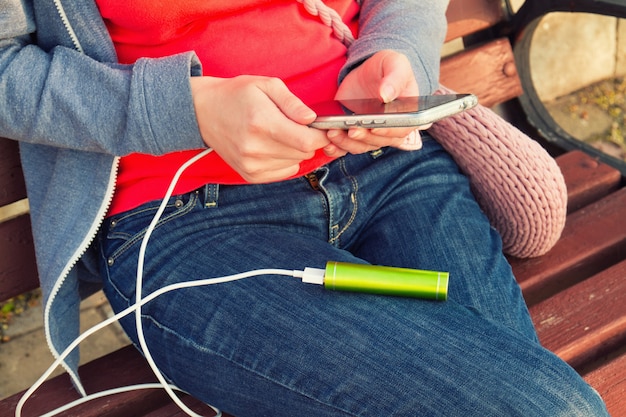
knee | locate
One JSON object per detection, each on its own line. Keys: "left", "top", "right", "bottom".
{"left": 504, "top": 380, "right": 609, "bottom": 417}
{"left": 548, "top": 385, "right": 609, "bottom": 417}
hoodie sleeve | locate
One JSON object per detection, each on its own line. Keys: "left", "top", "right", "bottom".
{"left": 0, "top": 0, "right": 206, "bottom": 157}
{"left": 340, "top": 0, "right": 450, "bottom": 95}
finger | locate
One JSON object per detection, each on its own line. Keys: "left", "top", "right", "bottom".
{"left": 234, "top": 157, "right": 302, "bottom": 184}
{"left": 253, "top": 79, "right": 331, "bottom": 153}
{"left": 259, "top": 78, "right": 317, "bottom": 125}
{"left": 396, "top": 129, "right": 423, "bottom": 151}
{"left": 378, "top": 52, "right": 419, "bottom": 102}
{"left": 244, "top": 164, "right": 302, "bottom": 184}
{"left": 235, "top": 138, "right": 317, "bottom": 163}
{"left": 348, "top": 127, "right": 368, "bottom": 140}
{"left": 327, "top": 129, "right": 400, "bottom": 154}
{"left": 323, "top": 143, "right": 348, "bottom": 157}
{"left": 270, "top": 124, "right": 330, "bottom": 155}
{"left": 369, "top": 126, "right": 415, "bottom": 138}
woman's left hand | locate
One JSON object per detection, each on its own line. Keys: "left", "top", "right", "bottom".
{"left": 323, "top": 50, "right": 428, "bottom": 156}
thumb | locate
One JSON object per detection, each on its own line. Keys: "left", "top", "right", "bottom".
{"left": 377, "top": 51, "right": 418, "bottom": 103}
{"left": 261, "top": 78, "right": 317, "bottom": 124}
{"left": 380, "top": 83, "right": 398, "bottom": 104}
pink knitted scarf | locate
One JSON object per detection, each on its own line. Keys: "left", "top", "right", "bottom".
{"left": 299, "top": 0, "right": 568, "bottom": 258}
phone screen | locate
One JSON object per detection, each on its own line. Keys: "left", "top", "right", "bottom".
{"left": 311, "top": 95, "right": 467, "bottom": 116}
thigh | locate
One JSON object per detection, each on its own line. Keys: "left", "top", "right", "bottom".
{"left": 100, "top": 233, "right": 605, "bottom": 417}
{"left": 97, "top": 176, "right": 606, "bottom": 417}
{"left": 342, "top": 139, "right": 537, "bottom": 340}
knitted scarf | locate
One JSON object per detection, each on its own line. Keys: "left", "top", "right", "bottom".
{"left": 299, "top": 0, "right": 567, "bottom": 258}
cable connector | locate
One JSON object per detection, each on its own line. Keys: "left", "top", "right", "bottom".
{"left": 293, "top": 267, "right": 325, "bottom": 285}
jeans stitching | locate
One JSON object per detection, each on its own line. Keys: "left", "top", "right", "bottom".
{"left": 140, "top": 314, "right": 357, "bottom": 417}
{"left": 329, "top": 159, "right": 359, "bottom": 245}
{"left": 105, "top": 192, "right": 199, "bottom": 264}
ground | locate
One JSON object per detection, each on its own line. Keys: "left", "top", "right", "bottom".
{"left": 0, "top": 290, "right": 41, "bottom": 343}
{"left": 545, "top": 76, "right": 626, "bottom": 162}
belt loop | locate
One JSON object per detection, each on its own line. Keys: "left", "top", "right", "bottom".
{"left": 203, "top": 184, "right": 219, "bottom": 208}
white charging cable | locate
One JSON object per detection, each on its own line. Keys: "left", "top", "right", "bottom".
{"left": 16, "top": 266, "right": 310, "bottom": 417}
{"left": 15, "top": 148, "right": 317, "bottom": 417}
{"left": 133, "top": 147, "right": 213, "bottom": 417}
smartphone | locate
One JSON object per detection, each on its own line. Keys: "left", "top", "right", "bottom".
{"left": 309, "top": 94, "right": 478, "bottom": 129}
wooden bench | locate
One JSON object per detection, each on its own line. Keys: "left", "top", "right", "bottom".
{"left": 2, "top": 0, "right": 626, "bottom": 415}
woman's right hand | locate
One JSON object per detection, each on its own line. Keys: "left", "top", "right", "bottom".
{"left": 190, "top": 75, "right": 336, "bottom": 183}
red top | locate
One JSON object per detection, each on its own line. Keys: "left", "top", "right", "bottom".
{"left": 96, "top": 0, "right": 359, "bottom": 215}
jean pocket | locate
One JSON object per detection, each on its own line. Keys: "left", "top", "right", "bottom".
{"left": 102, "top": 191, "right": 199, "bottom": 265}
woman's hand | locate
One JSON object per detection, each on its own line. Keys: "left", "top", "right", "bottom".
{"left": 324, "top": 50, "right": 428, "bottom": 156}
{"left": 190, "top": 75, "right": 336, "bottom": 183}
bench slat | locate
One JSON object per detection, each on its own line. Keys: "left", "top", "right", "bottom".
{"left": 0, "top": 346, "right": 172, "bottom": 417}
{"left": 531, "top": 259, "right": 626, "bottom": 369}
{"left": 142, "top": 398, "right": 232, "bottom": 417}
{"left": 0, "top": 214, "right": 39, "bottom": 300}
{"left": 0, "top": 344, "right": 232, "bottom": 417}
{"left": 440, "top": 38, "right": 522, "bottom": 107}
{"left": 584, "top": 351, "right": 626, "bottom": 417}
{"left": 0, "top": 138, "right": 27, "bottom": 207}
{"left": 556, "top": 150, "right": 622, "bottom": 213}
{"left": 511, "top": 187, "right": 626, "bottom": 306}
{"left": 445, "top": 0, "right": 505, "bottom": 42}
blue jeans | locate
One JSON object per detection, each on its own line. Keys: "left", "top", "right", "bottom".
{"left": 97, "top": 138, "right": 607, "bottom": 416}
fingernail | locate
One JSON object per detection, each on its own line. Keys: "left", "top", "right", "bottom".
{"left": 327, "top": 129, "right": 341, "bottom": 139}
{"left": 348, "top": 129, "right": 364, "bottom": 139}
{"left": 301, "top": 108, "right": 317, "bottom": 120}
{"left": 381, "top": 85, "right": 396, "bottom": 103}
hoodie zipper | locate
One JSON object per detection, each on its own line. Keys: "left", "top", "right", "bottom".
{"left": 42, "top": 157, "right": 119, "bottom": 396}
{"left": 43, "top": 0, "right": 119, "bottom": 396}
{"left": 52, "top": 0, "right": 83, "bottom": 53}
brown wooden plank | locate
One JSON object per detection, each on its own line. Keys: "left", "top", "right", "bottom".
{"left": 0, "top": 346, "right": 170, "bottom": 417}
{"left": 0, "top": 137, "right": 27, "bottom": 207}
{"left": 0, "top": 214, "right": 39, "bottom": 301}
{"left": 510, "top": 187, "right": 626, "bottom": 305}
{"left": 0, "top": 343, "right": 232, "bottom": 417}
{"left": 555, "top": 150, "right": 622, "bottom": 213}
{"left": 143, "top": 397, "right": 230, "bottom": 417}
{"left": 584, "top": 352, "right": 626, "bottom": 417}
{"left": 440, "top": 38, "right": 522, "bottom": 107}
{"left": 530, "top": 260, "right": 626, "bottom": 370}
{"left": 445, "top": 0, "right": 505, "bottom": 42}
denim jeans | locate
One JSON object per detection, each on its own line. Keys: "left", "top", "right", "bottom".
{"left": 97, "top": 138, "right": 608, "bottom": 417}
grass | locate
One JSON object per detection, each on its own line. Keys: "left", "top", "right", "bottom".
{"left": 0, "top": 290, "right": 41, "bottom": 343}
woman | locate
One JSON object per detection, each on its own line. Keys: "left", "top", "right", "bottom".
{"left": 0, "top": 0, "right": 608, "bottom": 415}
